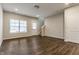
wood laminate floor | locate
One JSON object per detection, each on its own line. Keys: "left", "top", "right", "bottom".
{"left": 0, "top": 35, "right": 79, "bottom": 55}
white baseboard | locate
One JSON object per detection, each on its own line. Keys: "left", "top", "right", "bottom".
{"left": 45, "top": 35, "right": 64, "bottom": 39}
{"left": 64, "top": 39, "right": 79, "bottom": 44}
{"left": 3, "top": 35, "right": 39, "bottom": 40}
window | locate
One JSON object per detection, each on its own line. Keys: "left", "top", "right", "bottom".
{"left": 32, "top": 22, "right": 37, "bottom": 30}
{"left": 10, "top": 19, "right": 27, "bottom": 33}
{"left": 20, "top": 20, "right": 27, "bottom": 32}
{"left": 10, "top": 19, "right": 19, "bottom": 33}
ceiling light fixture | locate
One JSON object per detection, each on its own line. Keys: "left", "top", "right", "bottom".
{"left": 34, "top": 4, "right": 40, "bottom": 9}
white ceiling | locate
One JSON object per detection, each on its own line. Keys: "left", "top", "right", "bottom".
{"left": 2, "top": 3, "right": 77, "bottom": 18}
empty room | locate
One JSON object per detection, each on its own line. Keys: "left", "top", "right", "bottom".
{"left": 0, "top": 3, "right": 79, "bottom": 55}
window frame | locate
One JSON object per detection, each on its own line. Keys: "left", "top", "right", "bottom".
{"left": 10, "top": 19, "right": 27, "bottom": 33}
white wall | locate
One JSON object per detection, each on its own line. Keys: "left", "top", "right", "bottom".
{"left": 45, "top": 13, "right": 64, "bottom": 39}
{"left": 3, "top": 11, "right": 39, "bottom": 40}
{"left": 0, "top": 4, "right": 3, "bottom": 46}
{"left": 65, "top": 5, "right": 79, "bottom": 43}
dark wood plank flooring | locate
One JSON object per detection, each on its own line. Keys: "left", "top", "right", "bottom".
{"left": 0, "top": 35, "right": 79, "bottom": 55}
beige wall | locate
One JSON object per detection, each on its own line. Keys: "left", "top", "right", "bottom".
{"left": 45, "top": 13, "right": 64, "bottom": 39}
{"left": 65, "top": 5, "right": 79, "bottom": 43}
{"left": 0, "top": 4, "right": 3, "bottom": 46}
{"left": 3, "top": 11, "right": 39, "bottom": 40}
